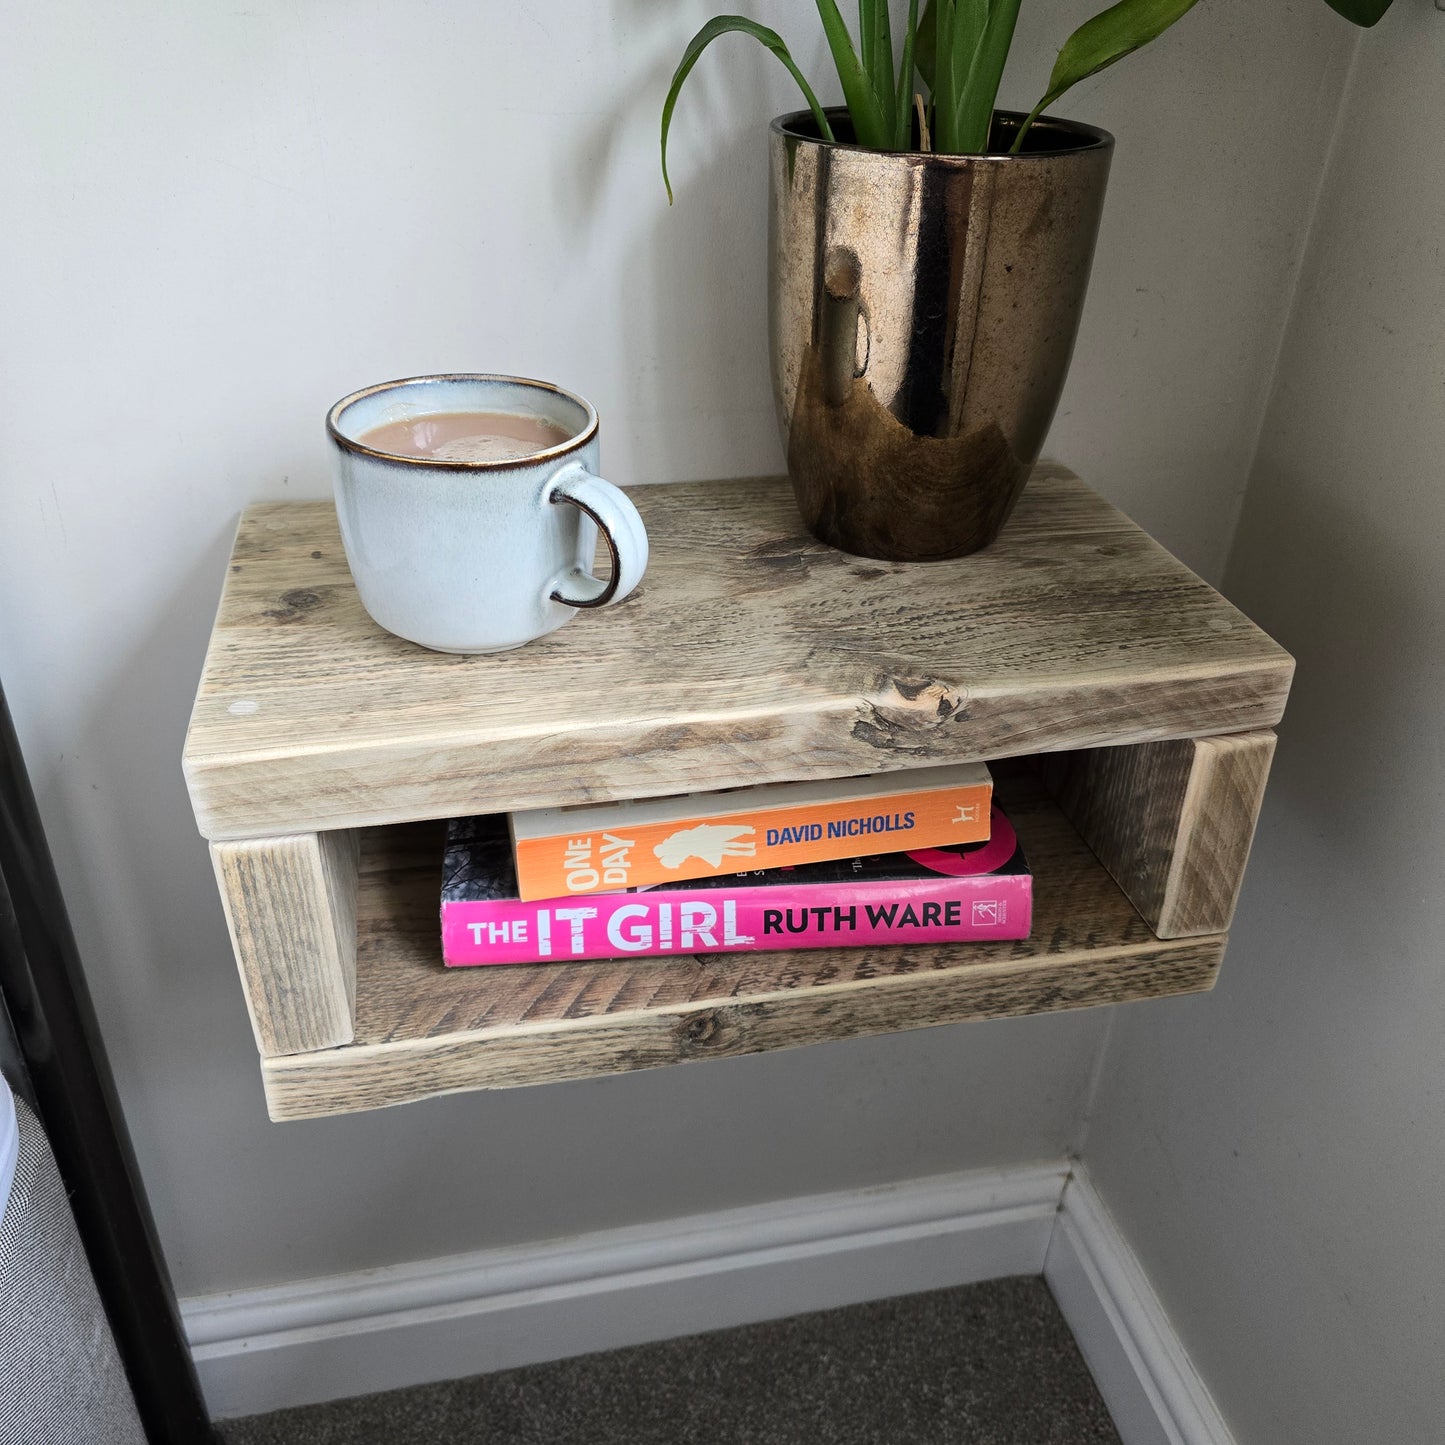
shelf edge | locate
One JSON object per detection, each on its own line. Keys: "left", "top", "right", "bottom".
{"left": 259, "top": 934, "right": 1225, "bottom": 1121}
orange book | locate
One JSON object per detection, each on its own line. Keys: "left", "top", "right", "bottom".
{"left": 508, "top": 763, "right": 992, "bottom": 901}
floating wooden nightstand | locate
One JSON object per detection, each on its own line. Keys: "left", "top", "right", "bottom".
{"left": 183, "top": 467, "right": 1291, "bottom": 1121}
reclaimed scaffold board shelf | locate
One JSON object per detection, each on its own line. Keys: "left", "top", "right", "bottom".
{"left": 183, "top": 467, "right": 1292, "bottom": 1121}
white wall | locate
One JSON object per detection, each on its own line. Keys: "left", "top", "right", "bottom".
{"left": 1083, "top": 6, "right": 1445, "bottom": 1442}
{"left": 0, "top": 0, "right": 1352, "bottom": 1301}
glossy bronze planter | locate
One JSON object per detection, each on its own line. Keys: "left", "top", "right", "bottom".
{"left": 769, "top": 109, "right": 1113, "bottom": 561}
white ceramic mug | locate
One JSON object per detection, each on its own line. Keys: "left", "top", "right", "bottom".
{"left": 326, "top": 375, "right": 649, "bottom": 653}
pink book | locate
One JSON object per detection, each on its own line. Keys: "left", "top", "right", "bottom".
{"left": 440, "top": 804, "right": 1031, "bottom": 966}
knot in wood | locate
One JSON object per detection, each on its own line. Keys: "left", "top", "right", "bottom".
{"left": 884, "top": 676, "right": 965, "bottom": 715}
{"left": 264, "top": 587, "right": 329, "bottom": 623}
{"left": 853, "top": 674, "right": 969, "bottom": 750}
{"left": 681, "top": 1010, "right": 721, "bottom": 1046}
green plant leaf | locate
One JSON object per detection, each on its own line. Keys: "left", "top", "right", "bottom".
{"left": 1321, "top": 0, "right": 1393, "bottom": 23}
{"left": 894, "top": 0, "right": 919, "bottom": 148}
{"left": 912, "top": 0, "right": 1018, "bottom": 156}
{"left": 976, "top": 0, "right": 1025, "bottom": 138}
{"left": 915, "top": 0, "right": 937, "bottom": 91}
{"left": 814, "top": 0, "right": 891, "bottom": 147}
{"left": 860, "top": 0, "right": 897, "bottom": 139}
{"left": 930, "top": 0, "right": 954, "bottom": 144}
{"left": 661, "top": 15, "right": 834, "bottom": 202}
{"left": 1013, "top": 0, "right": 1201, "bottom": 152}
{"left": 934, "top": 0, "right": 988, "bottom": 153}
{"left": 951, "top": 0, "right": 1022, "bottom": 153}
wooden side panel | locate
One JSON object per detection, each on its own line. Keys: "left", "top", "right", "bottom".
{"left": 1162, "top": 733, "right": 1276, "bottom": 935}
{"left": 1044, "top": 732, "right": 1275, "bottom": 939}
{"left": 210, "top": 830, "right": 360, "bottom": 1056}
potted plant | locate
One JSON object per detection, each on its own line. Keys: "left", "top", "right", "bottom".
{"left": 662, "top": 0, "right": 1395, "bottom": 561}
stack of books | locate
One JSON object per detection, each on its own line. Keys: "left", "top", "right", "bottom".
{"left": 439, "top": 763, "right": 1033, "bottom": 967}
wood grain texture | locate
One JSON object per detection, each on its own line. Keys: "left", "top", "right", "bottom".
{"left": 260, "top": 779, "right": 1224, "bottom": 1120}
{"left": 183, "top": 468, "right": 1294, "bottom": 841}
{"left": 210, "top": 829, "right": 360, "bottom": 1056}
{"left": 1043, "top": 732, "right": 1276, "bottom": 939}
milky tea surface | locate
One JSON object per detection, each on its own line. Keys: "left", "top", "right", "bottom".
{"left": 358, "top": 410, "right": 573, "bottom": 463}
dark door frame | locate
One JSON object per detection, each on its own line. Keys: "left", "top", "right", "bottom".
{"left": 0, "top": 682, "right": 217, "bottom": 1444}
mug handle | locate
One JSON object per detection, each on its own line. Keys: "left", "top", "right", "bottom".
{"left": 546, "top": 463, "right": 650, "bottom": 609}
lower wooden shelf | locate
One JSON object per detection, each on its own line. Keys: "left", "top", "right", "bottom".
{"left": 260, "top": 776, "right": 1224, "bottom": 1121}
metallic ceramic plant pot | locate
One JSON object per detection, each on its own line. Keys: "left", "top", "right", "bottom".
{"left": 769, "top": 109, "right": 1113, "bottom": 561}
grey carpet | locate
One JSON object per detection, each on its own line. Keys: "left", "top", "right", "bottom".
{"left": 219, "top": 1276, "right": 1120, "bottom": 1445}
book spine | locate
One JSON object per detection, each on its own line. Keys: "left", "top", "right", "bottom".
{"left": 512, "top": 780, "right": 993, "bottom": 900}
{"left": 442, "top": 873, "right": 1032, "bottom": 966}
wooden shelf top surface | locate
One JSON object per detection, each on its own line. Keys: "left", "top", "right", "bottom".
{"left": 185, "top": 467, "right": 1292, "bottom": 840}
{"left": 260, "top": 774, "right": 1223, "bottom": 1119}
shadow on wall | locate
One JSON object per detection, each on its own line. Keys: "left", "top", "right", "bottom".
{"left": 564, "top": 0, "right": 786, "bottom": 481}
{"left": 30, "top": 518, "right": 495, "bottom": 1285}
{"left": 23, "top": 524, "right": 272, "bottom": 1233}
{"left": 563, "top": 0, "right": 686, "bottom": 227}
{"left": 1223, "top": 456, "right": 1444, "bottom": 953}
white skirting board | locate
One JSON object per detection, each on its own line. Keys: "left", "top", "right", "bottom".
{"left": 1045, "top": 1170, "right": 1236, "bottom": 1445}
{"left": 184, "top": 1160, "right": 1236, "bottom": 1445}
{"left": 184, "top": 1162, "right": 1067, "bottom": 1420}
